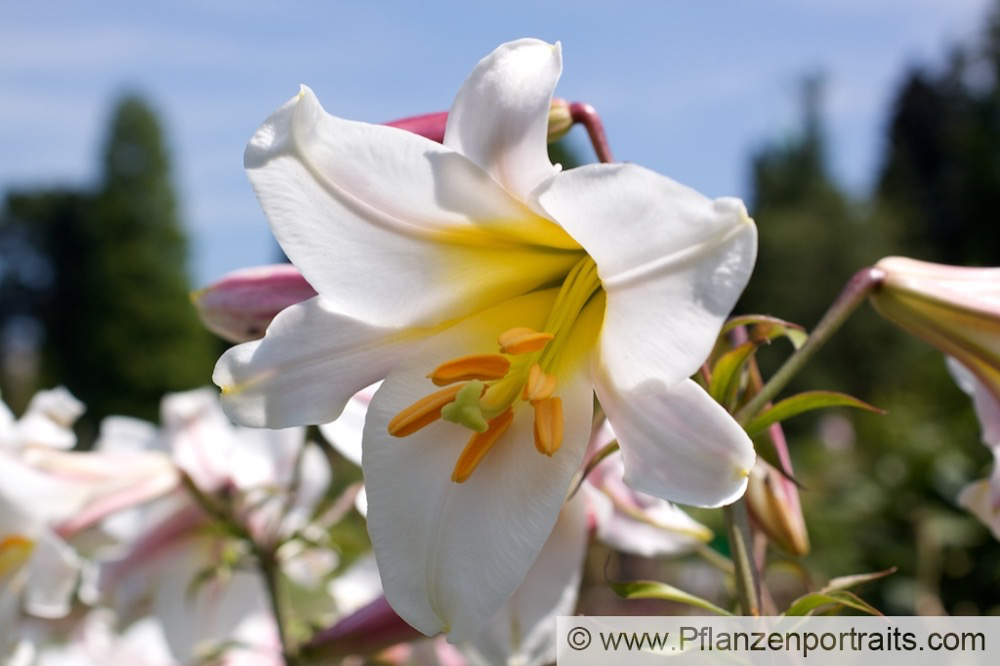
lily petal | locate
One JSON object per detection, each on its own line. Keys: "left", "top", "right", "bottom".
{"left": 957, "top": 449, "right": 1000, "bottom": 540}
{"left": 214, "top": 297, "right": 419, "bottom": 427}
{"left": 11, "top": 387, "right": 84, "bottom": 451}
{"left": 596, "top": 376, "right": 755, "bottom": 508}
{"left": 245, "top": 86, "right": 577, "bottom": 329}
{"left": 462, "top": 493, "right": 588, "bottom": 666}
{"left": 444, "top": 38, "right": 562, "bottom": 202}
{"left": 363, "top": 292, "right": 594, "bottom": 640}
{"left": 949, "top": 357, "right": 1000, "bottom": 445}
{"left": 586, "top": 453, "right": 712, "bottom": 556}
{"left": 24, "top": 529, "right": 80, "bottom": 618}
{"left": 318, "top": 382, "right": 380, "bottom": 467}
{"left": 535, "top": 163, "right": 757, "bottom": 388}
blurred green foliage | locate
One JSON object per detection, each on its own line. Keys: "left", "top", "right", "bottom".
{"left": 737, "top": 6, "right": 1000, "bottom": 614}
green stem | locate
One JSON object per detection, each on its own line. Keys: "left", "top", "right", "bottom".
{"left": 724, "top": 266, "right": 885, "bottom": 615}
{"left": 180, "top": 474, "right": 299, "bottom": 664}
{"left": 734, "top": 266, "right": 885, "bottom": 427}
{"left": 724, "top": 499, "right": 760, "bottom": 615}
{"left": 254, "top": 542, "right": 300, "bottom": 666}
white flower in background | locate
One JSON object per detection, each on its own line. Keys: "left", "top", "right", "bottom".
{"left": 33, "top": 608, "right": 281, "bottom": 666}
{"left": 215, "top": 38, "right": 756, "bottom": 639}
{"left": 1, "top": 388, "right": 165, "bottom": 660}
{"left": 950, "top": 359, "right": 1000, "bottom": 539}
{"left": 97, "top": 388, "right": 328, "bottom": 665}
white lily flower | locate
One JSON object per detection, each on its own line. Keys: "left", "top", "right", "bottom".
{"left": 95, "top": 389, "right": 328, "bottom": 663}
{"left": 950, "top": 358, "right": 1000, "bottom": 538}
{"left": 1, "top": 389, "right": 88, "bottom": 659}
{"left": 215, "top": 38, "right": 756, "bottom": 639}
{"left": 0, "top": 387, "right": 84, "bottom": 453}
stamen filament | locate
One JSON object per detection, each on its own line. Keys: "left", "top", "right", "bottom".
{"left": 451, "top": 408, "right": 515, "bottom": 482}
{"left": 532, "top": 397, "right": 564, "bottom": 456}
{"left": 498, "top": 327, "right": 555, "bottom": 355}
{"left": 428, "top": 354, "right": 511, "bottom": 386}
{"left": 388, "top": 384, "right": 466, "bottom": 437}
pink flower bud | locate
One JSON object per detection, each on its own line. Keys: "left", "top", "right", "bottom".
{"left": 303, "top": 595, "right": 423, "bottom": 660}
{"left": 193, "top": 265, "right": 317, "bottom": 342}
{"left": 384, "top": 111, "right": 449, "bottom": 143}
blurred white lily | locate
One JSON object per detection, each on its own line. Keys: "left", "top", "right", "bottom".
{"left": 2, "top": 388, "right": 174, "bottom": 660}
{"left": 97, "top": 389, "right": 329, "bottom": 664}
{"left": 215, "top": 38, "right": 756, "bottom": 639}
{"left": 950, "top": 359, "right": 1000, "bottom": 539}
{"left": 34, "top": 607, "right": 282, "bottom": 666}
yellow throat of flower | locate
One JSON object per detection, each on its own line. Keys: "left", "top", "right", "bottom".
{"left": 0, "top": 533, "right": 35, "bottom": 581}
{"left": 388, "top": 256, "right": 602, "bottom": 483}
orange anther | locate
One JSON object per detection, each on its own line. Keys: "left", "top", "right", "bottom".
{"left": 427, "top": 354, "right": 510, "bottom": 386}
{"left": 451, "top": 408, "right": 515, "bottom": 483}
{"left": 388, "top": 384, "right": 466, "bottom": 437}
{"left": 532, "top": 397, "right": 564, "bottom": 456}
{"left": 521, "top": 363, "right": 557, "bottom": 401}
{"left": 497, "top": 327, "right": 554, "bottom": 355}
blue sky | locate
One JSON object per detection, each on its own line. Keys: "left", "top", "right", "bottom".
{"left": 2, "top": 0, "right": 994, "bottom": 285}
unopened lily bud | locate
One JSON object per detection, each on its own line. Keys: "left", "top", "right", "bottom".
{"left": 869, "top": 257, "right": 1000, "bottom": 404}
{"left": 384, "top": 111, "right": 448, "bottom": 143}
{"left": 745, "top": 461, "right": 810, "bottom": 557}
{"left": 302, "top": 595, "right": 422, "bottom": 660}
{"left": 384, "top": 100, "right": 588, "bottom": 148}
{"left": 192, "top": 264, "right": 317, "bottom": 343}
{"left": 548, "top": 98, "right": 574, "bottom": 143}
{"left": 744, "top": 419, "right": 809, "bottom": 556}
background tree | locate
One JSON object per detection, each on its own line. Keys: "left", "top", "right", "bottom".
{"left": 1, "top": 94, "right": 218, "bottom": 435}
{"left": 879, "top": 2, "right": 1000, "bottom": 266}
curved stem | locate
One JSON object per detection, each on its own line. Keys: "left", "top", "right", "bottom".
{"left": 253, "top": 541, "right": 300, "bottom": 666}
{"left": 734, "top": 266, "right": 885, "bottom": 427}
{"left": 570, "top": 102, "right": 614, "bottom": 163}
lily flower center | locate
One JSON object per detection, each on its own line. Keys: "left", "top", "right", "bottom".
{"left": 0, "top": 533, "right": 35, "bottom": 580}
{"left": 388, "top": 256, "right": 602, "bottom": 482}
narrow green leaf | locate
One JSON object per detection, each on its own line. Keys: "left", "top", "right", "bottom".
{"left": 745, "top": 391, "right": 885, "bottom": 438}
{"left": 751, "top": 430, "right": 803, "bottom": 488}
{"left": 723, "top": 315, "right": 809, "bottom": 350}
{"left": 610, "top": 579, "right": 733, "bottom": 616}
{"left": 784, "top": 590, "right": 883, "bottom": 617}
{"left": 821, "top": 568, "right": 897, "bottom": 595}
{"left": 709, "top": 340, "right": 762, "bottom": 406}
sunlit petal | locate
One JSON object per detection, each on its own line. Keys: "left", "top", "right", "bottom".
{"left": 245, "top": 86, "right": 577, "bottom": 329}
{"left": 444, "top": 38, "right": 562, "bottom": 202}
{"left": 363, "top": 292, "right": 594, "bottom": 640}
{"left": 535, "top": 163, "right": 757, "bottom": 387}
{"left": 462, "top": 493, "right": 587, "bottom": 666}
{"left": 596, "top": 376, "right": 754, "bottom": 508}
{"left": 24, "top": 529, "right": 80, "bottom": 618}
{"left": 215, "top": 297, "right": 419, "bottom": 427}
{"left": 319, "top": 382, "right": 380, "bottom": 466}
